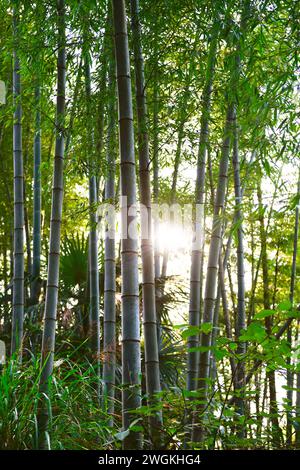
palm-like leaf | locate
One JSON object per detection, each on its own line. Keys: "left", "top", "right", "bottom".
{"left": 60, "top": 233, "right": 88, "bottom": 295}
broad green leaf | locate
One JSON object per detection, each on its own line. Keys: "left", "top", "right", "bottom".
{"left": 277, "top": 300, "right": 292, "bottom": 311}
{"left": 254, "top": 309, "right": 274, "bottom": 320}
{"left": 239, "top": 322, "right": 266, "bottom": 342}
{"left": 200, "top": 322, "right": 213, "bottom": 335}
{"left": 181, "top": 325, "right": 200, "bottom": 340}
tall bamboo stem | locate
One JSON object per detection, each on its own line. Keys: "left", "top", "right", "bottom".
{"left": 130, "top": 0, "right": 162, "bottom": 446}
{"left": 112, "top": 0, "right": 141, "bottom": 449}
{"left": 11, "top": 4, "right": 24, "bottom": 358}
{"left": 38, "top": 0, "right": 66, "bottom": 449}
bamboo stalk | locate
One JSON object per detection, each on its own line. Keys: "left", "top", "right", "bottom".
{"left": 112, "top": 0, "right": 142, "bottom": 449}
{"left": 38, "top": 0, "right": 66, "bottom": 449}
{"left": 11, "top": 4, "right": 24, "bottom": 359}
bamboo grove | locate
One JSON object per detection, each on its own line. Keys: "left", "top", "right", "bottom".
{"left": 0, "top": 0, "right": 299, "bottom": 451}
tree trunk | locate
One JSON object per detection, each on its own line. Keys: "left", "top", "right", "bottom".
{"left": 296, "top": 341, "right": 300, "bottom": 447}
{"left": 232, "top": 118, "right": 246, "bottom": 430}
{"left": 112, "top": 0, "right": 141, "bottom": 449}
{"left": 290, "top": 169, "right": 300, "bottom": 445}
{"left": 152, "top": 38, "right": 160, "bottom": 281}
{"left": 95, "top": 15, "right": 110, "bottom": 195}
{"left": 195, "top": 1, "right": 250, "bottom": 442}
{"left": 65, "top": 56, "right": 82, "bottom": 157}
{"left": 257, "top": 179, "right": 283, "bottom": 448}
{"left": 195, "top": 104, "right": 235, "bottom": 442}
{"left": 103, "top": 39, "right": 116, "bottom": 424}
{"left": 38, "top": 0, "right": 66, "bottom": 449}
{"left": 187, "top": 22, "right": 218, "bottom": 396}
{"left": 84, "top": 32, "right": 101, "bottom": 399}
{"left": 23, "top": 182, "right": 32, "bottom": 281}
{"left": 11, "top": 6, "right": 24, "bottom": 358}
{"left": 186, "top": 24, "right": 218, "bottom": 444}
{"left": 31, "top": 85, "right": 42, "bottom": 304}
{"left": 152, "top": 35, "right": 162, "bottom": 349}
{"left": 130, "top": 0, "right": 162, "bottom": 447}
{"left": 211, "top": 235, "right": 235, "bottom": 381}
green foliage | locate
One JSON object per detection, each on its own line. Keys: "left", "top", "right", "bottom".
{"left": 0, "top": 359, "right": 40, "bottom": 449}
{"left": 60, "top": 233, "right": 88, "bottom": 295}
{"left": 0, "top": 0, "right": 299, "bottom": 452}
{"left": 0, "top": 356, "right": 115, "bottom": 450}
{"left": 239, "top": 322, "right": 266, "bottom": 342}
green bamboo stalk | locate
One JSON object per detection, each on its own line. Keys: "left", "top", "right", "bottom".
{"left": 38, "top": 0, "right": 66, "bottom": 449}
{"left": 130, "top": 0, "right": 162, "bottom": 447}
{"left": 289, "top": 169, "right": 300, "bottom": 445}
{"left": 187, "top": 21, "right": 219, "bottom": 397}
{"left": 103, "top": 34, "right": 117, "bottom": 422}
{"left": 257, "top": 178, "right": 283, "bottom": 447}
{"left": 11, "top": 3, "right": 24, "bottom": 358}
{"left": 83, "top": 26, "right": 101, "bottom": 399}
{"left": 31, "top": 85, "right": 41, "bottom": 304}
{"left": 112, "top": 0, "right": 142, "bottom": 449}
{"left": 232, "top": 118, "right": 246, "bottom": 429}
